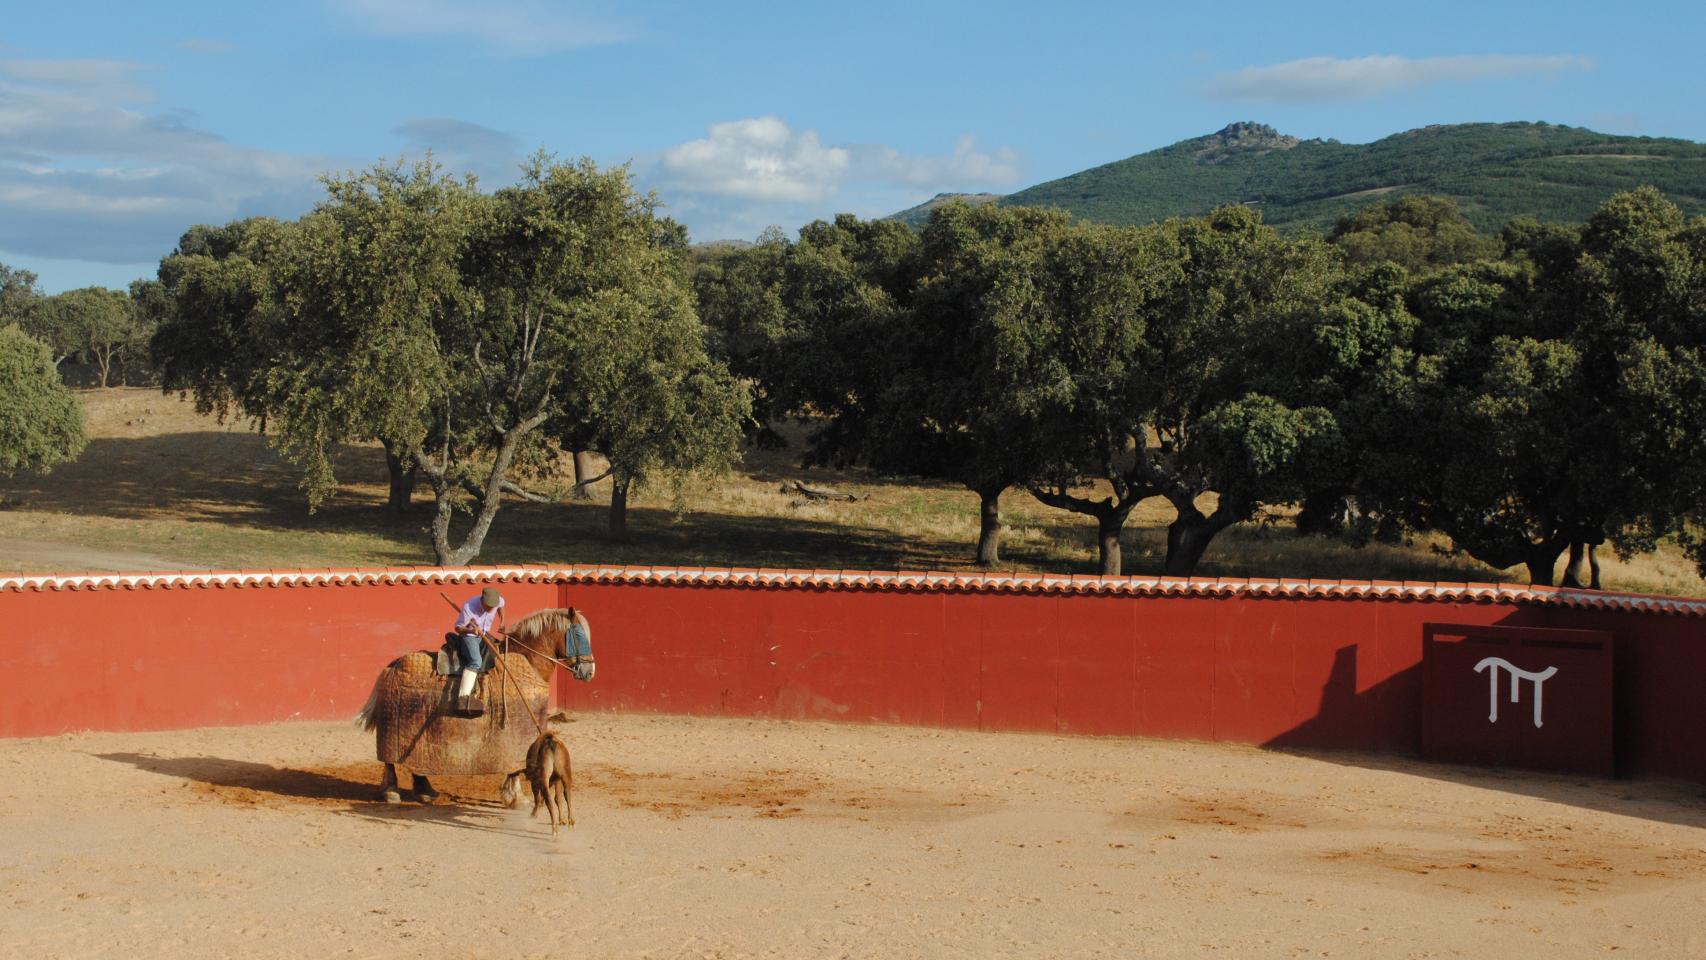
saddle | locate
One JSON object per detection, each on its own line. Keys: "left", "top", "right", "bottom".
{"left": 434, "top": 642, "right": 457, "bottom": 676}
{"left": 435, "top": 633, "right": 497, "bottom": 676}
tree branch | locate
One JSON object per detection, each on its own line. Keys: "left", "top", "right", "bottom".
{"left": 1025, "top": 481, "right": 1112, "bottom": 519}
{"left": 458, "top": 475, "right": 553, "bottom": 502}
{"left": 576, "top": 466, "right": 613, "bottom": 488}
{"left": 784, "top": 480, "right": 866, "bottom": 502}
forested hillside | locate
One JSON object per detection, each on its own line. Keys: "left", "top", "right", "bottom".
{"left": 895, "top": 121, "right": 1706, "bottom": 232}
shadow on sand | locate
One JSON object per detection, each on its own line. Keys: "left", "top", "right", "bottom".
{"left": 92, "top": 751, "right": 543, "bottom": 837}
{"left": 1261, "top": 643, "right": 1706, "bottom": 830}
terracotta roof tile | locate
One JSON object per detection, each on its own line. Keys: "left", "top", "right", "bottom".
{"left": 1, "top": 565, "right": 1701, "bottom": 616}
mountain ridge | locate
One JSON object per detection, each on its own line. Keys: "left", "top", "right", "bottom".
{"left": 886, "top": 121, "right": 1706, "bottom": 231}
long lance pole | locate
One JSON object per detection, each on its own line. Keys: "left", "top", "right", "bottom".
{"left": 440, "top": 591, "right": 544, "bottom": 738}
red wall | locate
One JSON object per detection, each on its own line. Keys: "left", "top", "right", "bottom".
{"left": 1, "top": 575, "right": 558, "bottom": 737}
{"left": 4, "top": 569, "right": 1703, "bottom": 784}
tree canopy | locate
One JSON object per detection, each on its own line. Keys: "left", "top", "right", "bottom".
{"left": 151, "top": 218, "right": 293, "bottom": 421}
{"left": 147, "top": 155, "right": 746, "bottom": 565}
{"left": 25, "top": 286, "right": 149, "bottom": 385}
{"left": 131, "top": 165, "right": 1706, "bottom": 587}
{"left": 0, "top": 264, "right": 40, "bottom": 327}
{"left": 1318, "top": 187, "right": 1706, "bottom": 584}
{"left": 0, "top": 324, "right": 85, "bottom": 477}
{"left": 1329, "top": 195, "right": 1501, "bottom": 273}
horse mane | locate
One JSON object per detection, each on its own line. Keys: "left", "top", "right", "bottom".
{"left": 509, "top": 608, "right": 572, "bottom": 650}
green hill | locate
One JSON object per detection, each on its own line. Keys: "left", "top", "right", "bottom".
{"left": 887, "top": 192, "right": 1004, "bottom": 229}
{"left": 909, "top": 122, "right": 1706, "bottom": 232}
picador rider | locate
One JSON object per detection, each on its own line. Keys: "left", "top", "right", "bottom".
{"left": 450, "top": 587, "right": 506, "bottom": 717}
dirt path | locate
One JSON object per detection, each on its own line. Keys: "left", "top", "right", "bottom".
{"left": 3, "top": 714, "right": 1703, "bottom": 959}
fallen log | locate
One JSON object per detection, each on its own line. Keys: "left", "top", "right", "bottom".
{"left": 780, "top": 480, "right": 868, "bottom": 502}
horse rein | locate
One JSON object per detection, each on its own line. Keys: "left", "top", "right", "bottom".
{"left": 496, "top": 630, "right": 595, "bottom": 673}
{"left": 481, "top": 627, "right": 593, "bottom": 740}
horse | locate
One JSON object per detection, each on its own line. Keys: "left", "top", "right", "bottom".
{"left": 354, "top": 607, "right": 592, "bottom": 804}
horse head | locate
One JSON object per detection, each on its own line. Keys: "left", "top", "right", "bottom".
{"left": 504, "top": 608, "right": 594, "bottom": 684}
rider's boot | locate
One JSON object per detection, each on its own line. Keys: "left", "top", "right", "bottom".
{"left": 456, "top": 668, "right": 485, "bottom": 717}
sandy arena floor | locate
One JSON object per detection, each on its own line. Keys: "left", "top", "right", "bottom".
{"left": 2, "top": 713, "right": 1704, "bottom": 959}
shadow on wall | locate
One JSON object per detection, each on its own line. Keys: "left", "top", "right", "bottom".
{"left": 1260, "top": 646, "right": 1706, "bottom": 829}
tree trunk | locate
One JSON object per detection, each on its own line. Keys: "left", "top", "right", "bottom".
{"left": 1588, "top": 543, "right": 1602, "bottom": 590}
{"left": 383, "top": 442, "right": 417, "bottom": 514}
{"left": 428, "top": 473, "right": 457, "bottom": 566}
{"left": 1295, "top": 490, "right": 1345, "bottom": 537}
{"left": 1561, "top": 542, "right": 1587, "bottom": 588}
{"left": 570, "top": 450, "right": 596, "bottom": 500}
{"left": 422, "top": 406, "right": 551, "bottom": 567}
{"left": 1162, "top": 500, "right": 1245, "bottom": 577}
{"left": 1164, "top": 520, "right": 1215, "bottom": 577}
{"left": 1025, "top": 488, "right": 1138, "bottom": 577}
{"left": 1523, "top": 541, "right": 1568, "bottom": 586}
{"left": 96, "top": 349, "right": 111, "bottom": 388}
{"left": 608, "top": 476, "right": 630, "bottom": 541}
{"left": 1096, "top": 513, "right": 1124, "bottom": 576}
{"left": 975, "top": 487, "right": 1003, "bottom": 567}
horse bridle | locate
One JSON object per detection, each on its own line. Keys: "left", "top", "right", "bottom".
{"left": 497, "top": 628, "right": 595, "bottom": 674}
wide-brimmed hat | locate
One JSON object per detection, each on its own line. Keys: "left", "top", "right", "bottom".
{"left": 481, "top": 587, "right": 501, "bottom": 607}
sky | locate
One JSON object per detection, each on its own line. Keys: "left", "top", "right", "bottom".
{"left": 4, "top": 0, "right": 1703, "bottom": 293}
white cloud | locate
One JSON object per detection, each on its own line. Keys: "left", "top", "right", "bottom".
{"left": 646, "top": 118, "right": 1025, "bottom": 243}
{"left": 1205, "top": 54, "right": 1593, "bottom": 102}
{"left": 330, "top": 0, "right": 634, "bottom": 56}
{"left": 659, "top": 117, "right": 850, "bottom": 203}
{"left": 0, "top": 59, "right": 334, "bottom": 265}
{"left": 852, "top": 135, "right": 1022, "bottom": 189}
{"left": 0, "top": 59, "right": 155, "bottom": 104}
{"left": 656, "top": 117, "right": 1022, "bottom": 206}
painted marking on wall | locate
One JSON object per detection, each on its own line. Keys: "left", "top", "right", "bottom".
{"left": 1474, "top": 657, "right": 1559, "bottom": 728}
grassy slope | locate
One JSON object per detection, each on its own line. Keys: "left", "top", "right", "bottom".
{"left": 886, "top": 192, "right": 1005, "bottom": 229}
{"left": 999, "top": 122, "right": 1706, "bottom": 233}
{"left": 2, "top": 389, "right": 1702, "bottom": 596}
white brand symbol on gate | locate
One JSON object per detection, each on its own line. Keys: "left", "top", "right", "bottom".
{"left": 1473, "top": 657, "right": 1559, "bottom": 728}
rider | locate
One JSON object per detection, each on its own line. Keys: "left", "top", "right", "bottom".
{"left": 451, "top": 587, "right": 506, "bottom": 717}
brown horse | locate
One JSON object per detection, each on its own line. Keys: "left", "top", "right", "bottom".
{"left": 354, "top": 607, "right": 592, "bottom": 803}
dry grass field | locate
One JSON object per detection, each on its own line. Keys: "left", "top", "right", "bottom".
{"left": 1, "top": 387, "right": 1702, "bottom": 596}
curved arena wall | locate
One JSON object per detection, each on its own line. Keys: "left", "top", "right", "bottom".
{"left": 3, "top": 566, "right": 1703, "bottom": 783}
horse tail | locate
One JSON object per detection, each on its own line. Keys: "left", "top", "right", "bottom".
{"left": 353, "top": 668, "right": 390, "bottom": 731}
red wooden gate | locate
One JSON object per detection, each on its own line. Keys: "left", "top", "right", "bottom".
{"left": 1422, "top": 623, "right": 1615, "bottom": 776}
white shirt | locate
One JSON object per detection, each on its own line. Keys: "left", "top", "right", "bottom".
{"left": 456, "top": 595, "right": 505, "bottom": 634}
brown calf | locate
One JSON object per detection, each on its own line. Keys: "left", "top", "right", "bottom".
{"left": 502, "top": 731, "right": 574, "bottom": 836}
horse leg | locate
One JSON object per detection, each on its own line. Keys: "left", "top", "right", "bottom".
{"left": 379, "top": 763, "right": 402, "bottom": 804}
{"left": 413, "top": 773, "right": 439, "bottom": 804}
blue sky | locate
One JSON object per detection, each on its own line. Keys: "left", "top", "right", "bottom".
{"left": 4, "top": 0, "right": 1703, "bottom": 292}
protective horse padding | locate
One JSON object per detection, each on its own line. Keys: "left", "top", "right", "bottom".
{"left": 373, "top": 651, "right": 549, "bottom": 774}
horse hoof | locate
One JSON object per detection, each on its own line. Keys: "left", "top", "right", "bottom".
{"left": 416, "top": 790, "right": 438, "bottom": 805}
{"left": 382, "top": 789, "right": 402, "bottom": 804}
